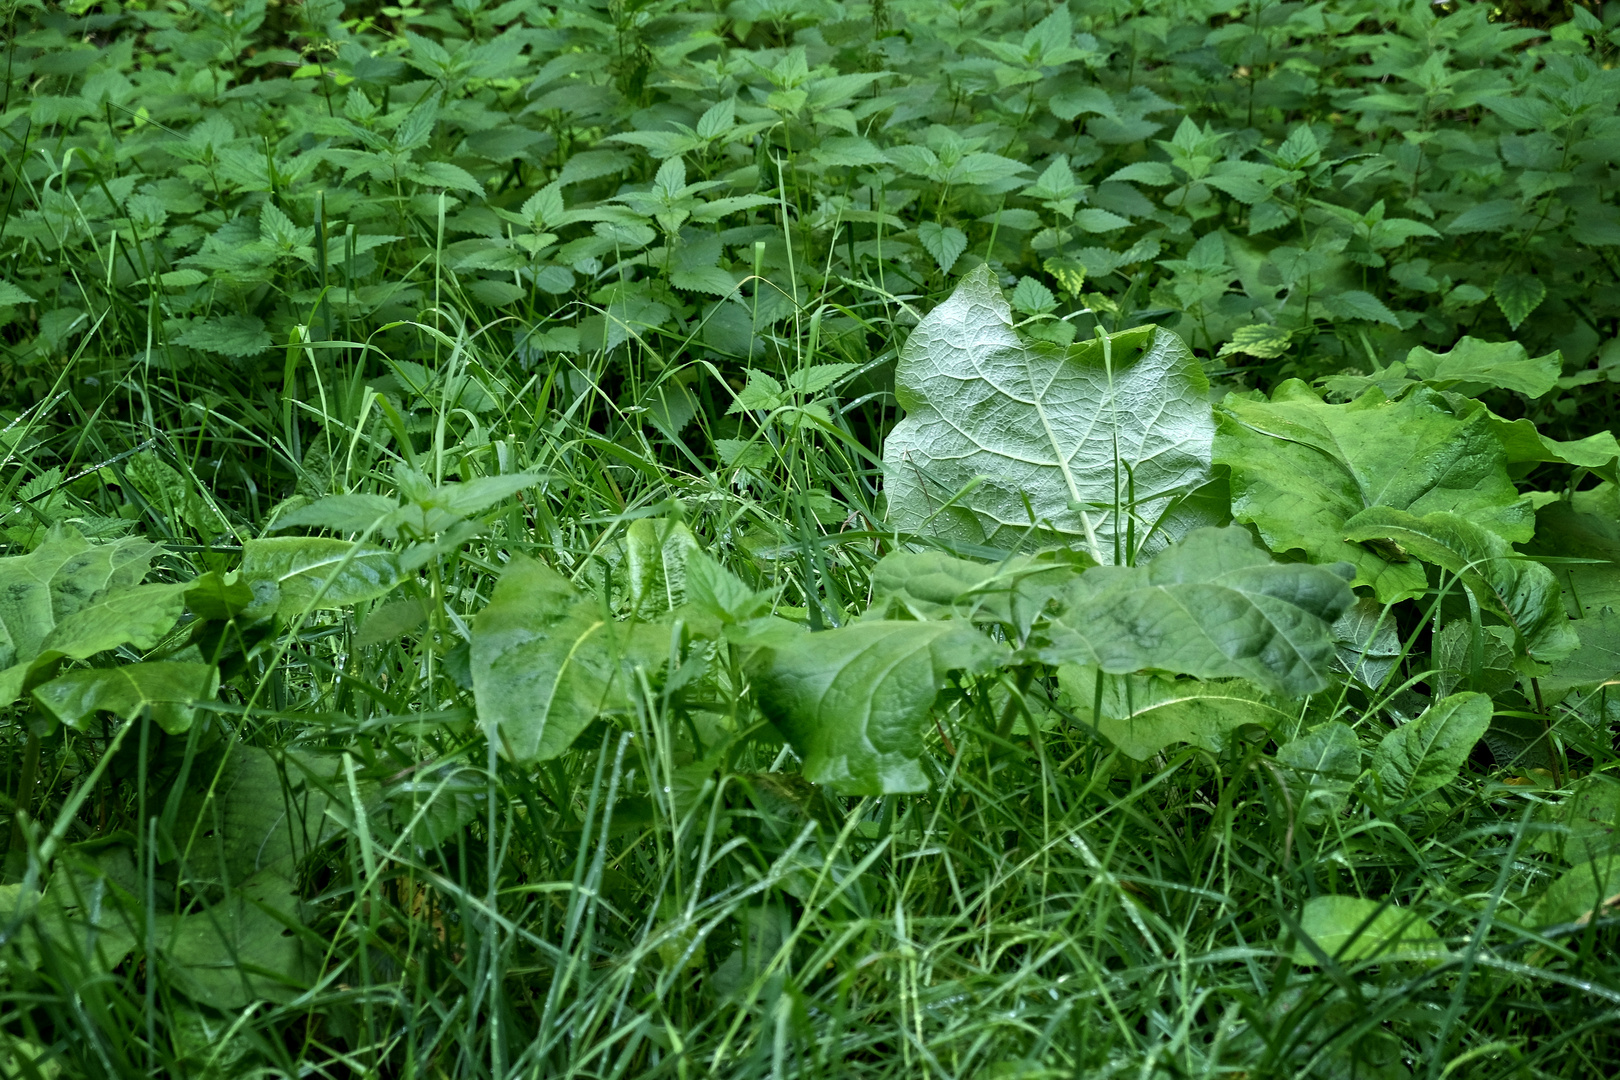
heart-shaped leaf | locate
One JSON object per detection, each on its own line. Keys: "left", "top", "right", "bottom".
{"left": 750, "top": 620, "right": 1006, "bottom": 794}
{"left": 883, "top": 264, "right": 1216, "bottom": 561}
{"left": 1039, "top": 527, "right": 1354, "bottom": 696}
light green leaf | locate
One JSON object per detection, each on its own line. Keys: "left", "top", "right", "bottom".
{"left": 1292, "top": 896, "right": 1442, "bottom": 965}
{"left": 1542, "top": 610, "right": 1620, "bottom": 702}
{"left": 470, "top": 556, "right": 668, "bottom": 764}
{"left": 1075, "top": 207, "right": 1130, "bottom": 232}
{"left": 40, "top": 581, "right": 191, "bottom": 660}
{"left": 1275, "top": 721, "right": 1360, "bottom": 825}
{"left": 1011, "top": 277, "right": 1057, "bottom": 316}
{"left": 0, "top": 528, "right": 164, "bottom": 705}
{"left": 751, "top": 620, "right": 1005, "bottom": 794}
{"left": 1218, "top": 324, "right": 1292, "bottom": 360}
{"left": 1343, "top": 507, "right": 1577, "bottom": 662}
{"left": 1059, "top": 664, "right": 1293, "bottom": 760}
{"left": 870, "top": 549, "right": 1084, "bottom": 636}
{"left": 682, "top": 552, "right": 771, "bottom": 627}
{"left": 1404, "top": 337, "right": 1559, "bottom": 397}
{"left": 1039, "top": 527, "right": 1354, "bottom": 696}
{"left": 239, "top": 537, "right": 401, "bottom": 617}
{"left": 883, "top": 265, "right": 1214, "bottom": 560}
{"left": 33, "top": 662, "right": 219, "bottom": 735}
{"left": 916, "top": 222, "right": 968, "bottom": 274}
{"left": 1527, "top": 855, "right": 1620, "bottom": 928}
{"left": 272, "top": 493, "right": 401, "bottom": 534}
{"left": 624, "top": 517, "right": 702, "bottom": 615}
{"left": 1370, "top": 691, "right": 1492, "bottom": 803}
{"left": 1214, "top": 383, "right": 1531, "bottom": 603}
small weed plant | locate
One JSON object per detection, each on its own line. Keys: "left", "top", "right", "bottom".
{"left": 3, "top": 0, "right": 1620, "bottom": 1076}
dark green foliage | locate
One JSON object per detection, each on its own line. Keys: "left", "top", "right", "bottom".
{"left": 4, "top": 2, "right": 1620, "bottom": 1078}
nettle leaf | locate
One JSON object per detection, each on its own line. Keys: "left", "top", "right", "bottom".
{"left": 1493, "top": 272, "right": 1546, "bottom": 330}
{"left": 239, "top": 538, "right": 401, "bottom": 618}
{"left": 1218, "top": 324, "right": 1292, "bottom": 360}
{"left": 1291, "top": 896, "right": 1442, "bottom": 965}
{"left": 1058, "top": 664, "right": 1293, "bottom": 761}
{"left": 916, "top": 222, "right": 968, "bottom": 274}
{"left": 1214, "top": 383, "right": 1531, "bottom": 603}
{"left": 1011, "top": 277, "right": 1057, "bottom": 316}
{"left": 1369, "top": 691, "right": 1492, "bottom": 804}
{"left": 33, "top": 662, "right": 219, "bottom": 735}
{"left": 1320, "top": 289, "right": 1401, "bottom": 327}
{"left": 471, "top": 556, "right": 668, "bottom": 765}
{"left": 1039, "top": 527, "right": 1354, "bottom": 696}
{"left": 750, "top": 620, "right": 1006, "bottom": 795}
{"left": 883, "top": 265, "right": 1215, "bottom": 560}
{"left": 1403, "top": 336, "right": 1559, "bottom": 397}
{"left": 1344, "top": 507, "right": 1578, "bottom": 662}
{"left": 174, "top": 315, "right": 273, "bottom": 358}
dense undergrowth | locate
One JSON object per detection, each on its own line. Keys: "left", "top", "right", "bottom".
{"left": 4, "top": 0, "right": 1620, "bottom": 1077}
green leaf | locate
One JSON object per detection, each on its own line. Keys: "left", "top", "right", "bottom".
{"left": 1527, "top": 855, "right": 1620, "bottom": 928}
{"left": 0, "top": 281, "right": 33, "bottom": 306}
{"left": 1275, "top": 721, "right": 1360, "bottom": 825}
{"left": 158, "top": 872, "right": 313, "bottom": 1009}
{"left": 1011, "top": 277, "right": 1057, "bottom": 316}
{"left": 1542, "top": 609, "right": 1620, "bottom": 702}
{"left": 470, "top": 556, "right": 668, "bottom": 765}
{"left": 1218, "top": 324, "right": 1292, "bottom": 360}
{"left": 1494, "top": 272, "right": 1546, "bottom": 330}
{"left": 272, "top": 493, "right": 401, "bottom": 534}
{"left": 916, "top": 222, "right": 968, "bottom": 274}
{"left": 1214, "top": 383, "right": 1531, "bottom": 603}
{"left": 1525, "top": 497, "right": 1620, "bottom": 618}
{"left": 39, "top": 581, "right": 191, "bottom": 661}
{"left": 870, "top": 549, "right": 1084, "bottom": 636}
{"left": 174, "top": 315, "right": 273, "bottom": 357}
{"left": 1343, "top": 507, "right": 1577, "bottom": 662}
{"left": 1321, "top": 289, "right": 1401, "bottom": 327}
{"left": 33, "top": 662, "right": 219, "bottom": 735}
{"left": 1039, "top": 527, "right": 1354, "bottom": 696}
{"left": 0, "top": 528, "right": 166, "bottom": 705}
{"left": 682, "top": 552, "right": 771, "bottom": 627}
{"left": 750, "top": 620, "right": 1006, "bottom": 794}
{"left": 1403, "top": 336, "right": 1560, "bottom": 397}
{"left": 1291, "top": 896, "right": 1442, "bottom": 965}
{"left": 883, "top": 265, "right": 1215, "bottom": 560}
{"left": 239, "top": 538, "right": 401, "bottom": 617}
{"left": 1058, "top": 664, "right": 1292, "bottom": 760}
{"left": 624, "top": 517, "right": 701, "bottom": 615}
{"left": 1370, "top": 691, "right": 1492, "bottom": 804}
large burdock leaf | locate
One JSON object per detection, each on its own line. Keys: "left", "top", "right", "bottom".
{"left": 33, "top": 662, "right": 220, "bottom": 735}
{"left": 1369, "top": 691, "right": 1492, "bottom": 804}
{"left": 1039, "top": 527, "right": 1354, "bottom": 696}
{"left": 1057, "top": 664, "right": 1293, "bottom": 760}
{"left": 0, "top": 527, "right": 183, "bottom": 706}
{"left": 750, "top": 620, "right": 1006, "bottom": 795}
{"left": 882, "top": 264, "right": 1215, "bottom": 561}
{"left": 471, "top": 556, "right": 668, "bottom": 764}
{"left": 1214, "top": 382, "right": 1531, "bottom": 603}
{"left": 1343, "top": 507, "right": 1577, "bottom": 662}
{"left": 157, "top": 871, "right": 313, "bottom": 1008}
